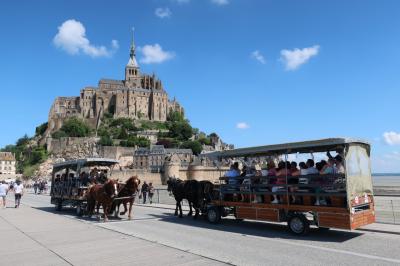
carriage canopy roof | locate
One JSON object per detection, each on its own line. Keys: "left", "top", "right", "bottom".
{"left": 205, "top": 138, "right": 370, "bottom": 158}
{"left": 52, "top": 158, "right": 119, "bottom": 173}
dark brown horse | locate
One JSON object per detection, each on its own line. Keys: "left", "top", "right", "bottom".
{"left": 86, "top": 179, "right": 118, "bottom": 222}
{"left": 111, "top": 176, "right": 140, "bottom": 219}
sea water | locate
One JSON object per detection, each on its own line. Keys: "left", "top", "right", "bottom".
{"left": 372, "top": 174, "right": 400, "bottom": 187}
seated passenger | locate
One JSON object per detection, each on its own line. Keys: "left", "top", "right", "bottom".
{"left": 305, "top": 159, "right": 319, "bottom": 174}
{"left": 80, "top": 171, "right": 90, "bottom": 186}
{"left": 271, "top": 161, "right": 288, "bottom": 204}
{"left": 240, "top": 165, "right": 248, "bottom": 177}
{"left": 299, "top": 162, "right": 308, "bottom": 175}
{"left": 224, "top": 162, "right": 240, "bottom": 185}
{"left": 68, "top": 173, "right": 75, "bottom": 181}
{"left": 289, "top": 162, "right": 299, "bottom": 203}
{"left": 316, "top": 160, "right": 327, "bottom": 172}
{"left": 320, "top": 158, "right": 336, "bottom": 174}
{"left": 334, "top": 155, "right": 345, "bottom": 174}
{"left": 290, "top": 162, "right": 300, "bottom": 176}
{"left": 267, "top": 161, "right": 277, "bottom": 176}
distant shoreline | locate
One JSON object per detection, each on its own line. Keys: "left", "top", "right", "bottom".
{"left": 372, "top": 173, "right": 400, "bottom": 177}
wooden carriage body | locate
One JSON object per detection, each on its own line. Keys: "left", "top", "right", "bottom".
{"left": 204, "top": 138, "right": 375, "bottom": 233}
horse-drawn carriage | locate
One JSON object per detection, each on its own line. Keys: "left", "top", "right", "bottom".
{"left": 202, "top": 138, "right": 375, "bottom": 235}
{"left": 50, "top": 158, "right": 139, "bottom": 220}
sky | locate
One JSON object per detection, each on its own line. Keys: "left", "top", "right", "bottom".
{"left": 0, "top": 0, "right": 400, "bottom": 173}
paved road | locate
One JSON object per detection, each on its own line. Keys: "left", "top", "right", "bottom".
{"left": 3, "top": 193, "right": 400, "bottom": 266}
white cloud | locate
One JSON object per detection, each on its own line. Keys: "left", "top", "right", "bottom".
{"left": 383, "top": 131, "right": 400, "bottom": 145}
{"left": 280, "top": 45, "right": 320, "bottom": 70}
{"left": 53, "top": 19, "right": 118, "bottom": 58}
{"left": 139, "top": 44, "right": 175, "bottom": 64}
{"left": 211, "top": 0, "right": 229, "bottom": 5}
{"left": 155, "top": 7, "right": 172, "bottom": 18}
{"left": 251, "top": 50, "right": 266, "bottom": 64}
{"left": 236, "top": 122, "right": 250, "bottom": 129}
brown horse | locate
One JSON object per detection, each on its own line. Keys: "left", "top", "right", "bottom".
{"left": 86, "top": 179, "right": 118, "bottom": 222}
{"left": 111, "top": 176, "right": 140, "bottom": 219}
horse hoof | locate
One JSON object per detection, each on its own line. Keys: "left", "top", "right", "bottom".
{"left": 179, "top": 215, "right": 183, "bottom": 218}
{"left": 128, "top": 216, "right": 132, "bottom": 220}
{"left": 174, "top": 213, "right": 178, "bottom": 216}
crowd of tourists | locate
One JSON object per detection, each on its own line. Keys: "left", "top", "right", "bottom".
{"left": 33, "top": 180, "right": 48, "bottom": 194}
{"left": 224, "top": 152, "right": 345, "bottom": 205}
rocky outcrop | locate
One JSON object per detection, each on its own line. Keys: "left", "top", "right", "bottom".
{"left": 47, "top": 137, "right": 100, "bottom": 160}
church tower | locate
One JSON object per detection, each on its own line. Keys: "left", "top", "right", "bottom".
{"left": 125, "top": 28, "right": 140, "bottom": 87}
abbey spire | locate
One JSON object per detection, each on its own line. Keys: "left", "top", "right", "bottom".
{"left": 125, "top": 28, "right": 140, "bottom": 82}
{"left": 127, "top": 27, "right": 139, "bottom": 68}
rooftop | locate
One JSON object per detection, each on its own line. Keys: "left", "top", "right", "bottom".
{"left": 0, "top": 152, "right": 16, "bottom": 161}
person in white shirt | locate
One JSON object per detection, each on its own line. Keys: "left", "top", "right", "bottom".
{"left": 0, "top": 181, "right": 9, "bottom": 208}
{"left": 13, "top": 180, "right": 24, "bottom": 208}
{"left": 305, "top": 159, "right": 319, "bottom": 174}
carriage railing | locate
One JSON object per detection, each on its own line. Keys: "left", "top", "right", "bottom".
{"left": 218, "top": 174, "right": 347, "bottom": 207}
{"left": 51, "top": 178, "right": 89, "bottom": 199}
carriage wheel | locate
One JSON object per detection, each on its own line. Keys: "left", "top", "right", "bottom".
{"left": 288, "top": 214, "right": 310, "bottom": 235}
{"left": 207, "top": 206, "right": 221, "bottom": 224}
{"left": 55, "top": 199, "right": 62, "bottom": 211}
{"left": 76, "top": 203, "right": 83, "bottom": 217}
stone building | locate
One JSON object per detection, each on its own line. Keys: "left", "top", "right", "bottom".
{"left": 0, "top": 152, "right": 16, "bottom": 175}
{"left": 47, "top": 31, "right": 183, "bottom": 134}
{"left": 132, "top": 145, "right": 193, "bottom": 172}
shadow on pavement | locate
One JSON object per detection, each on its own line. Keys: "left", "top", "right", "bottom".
{"left": 32, "top": 206, "right": 150, "bottom": 223}
{"left": 146, "top": 211, "right": 363, "bottom": 243}
{"left": 31, "top": 205, "right": 363, "bottom": 243}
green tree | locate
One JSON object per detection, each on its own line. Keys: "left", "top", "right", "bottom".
{"left": 117, "top": 128, "right": 129, "bottom": 140}
{"left": 167, "top": 110, "right": 184, "bottom": 122}
{"left": 120, "top": 136, "right": 150, "bottom": 148}
{"left": 110, "top": 118, "right": 136, "bottom": 131}
{"left": 52, "top": 130, "right": 68, "bottom": 139}
{"left": 198, "top": 136, "right": 211, "bottom": 146}
{"left": 16, "top": 134, "right": 30, "bottom": 147}
{"left": 169, "top": 121, "right": 193, "bottom": 141}
{"left": 35, "top": 122, "right": 48, "bottom": 136}
{"left": 59, "top": 117, "right": 91, "bottom": 137}
{"left": 29, "top": 146, "right": 47, "bottom": 165}
{"left": 181, "top": 140, "right": 202, "bottom": 155}
{"left": 99, "top": 134, "right": 113, "bottom": 146}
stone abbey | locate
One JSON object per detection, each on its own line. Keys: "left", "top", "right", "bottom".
{"left": 47, "top": 33, "right": 183, "bottom": 133}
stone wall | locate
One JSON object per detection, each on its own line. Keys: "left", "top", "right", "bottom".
{"left": 101, "top": 146, "right": 134, "bottom": 160}
{"left": 179, "top": 165, "right": 229, "bottom": 183}
{"left": 109, "top": 165, "right": 229, "bottom": 186}
{"left": 111, "top": 169, "right": 163, "bottom": 185}
{"left": 47, "top": 138, "right": 134, "bottom": 160}
{"left": 47, "top": 137, "right": 100, "bottom": 160}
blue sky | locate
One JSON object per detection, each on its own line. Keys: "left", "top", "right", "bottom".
{"left": 1, "top": 0, "right": 400, "bottom": 172}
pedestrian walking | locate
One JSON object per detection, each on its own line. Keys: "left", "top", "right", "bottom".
{"left": 33, "top": 181, "right": 38, "bottom": 194}
{"left": 0, "top": 181, "right": 9, "bottom": 208}
{"left": 148, "top": 182, "right": 155, "bottom": 204}
{"left": 13, "top": 180, "right": 24, "bottom": 208}
{"left": 39, "top": 181, "right": 45, "bottom": 194}
{"left": 141, "top": 181, "right": 149, "bottom": 204}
